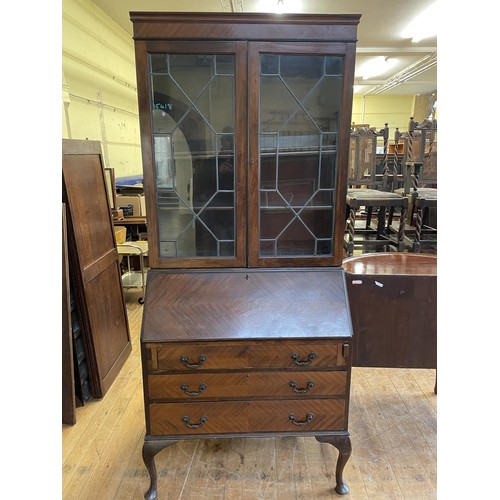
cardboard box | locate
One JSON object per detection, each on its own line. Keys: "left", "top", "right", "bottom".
{"left": 114, "top": 226, "right": 127, "bottom": 244}
{"left": 116, "top": 194, "right": 146, "bottom": 217}
{"left": 112, "top": 208, "right": 124, "bottom": 219}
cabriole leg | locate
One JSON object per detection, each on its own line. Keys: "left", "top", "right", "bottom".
{"left": 142, "top": 438, "right": 177, "bottom": 500}
{"left": 316, "top": 434, "right": 352, "bottom": 495}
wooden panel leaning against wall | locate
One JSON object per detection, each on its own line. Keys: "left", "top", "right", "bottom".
{"left": 62, "top": 139, "right": 131, "bottom": 400}
{"left": 62, "top": 203, "right": 76, "bottom": 425}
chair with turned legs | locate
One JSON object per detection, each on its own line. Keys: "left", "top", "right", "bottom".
{"left": 394, "top": 117, "right": 437, "bottom": 253}
{"left": 344, "top": 124, "right": 408, "bottom": 256}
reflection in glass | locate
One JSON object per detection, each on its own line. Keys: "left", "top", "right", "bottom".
{"left": 259, "top": 54, "right": 343, "bottom": 257}
{"left": 150, "top": 53, "right": 235, "bottom": 258}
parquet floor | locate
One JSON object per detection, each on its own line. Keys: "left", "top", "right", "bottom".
{"left": 62, "top": 286, "right": 437, "bottom": 500}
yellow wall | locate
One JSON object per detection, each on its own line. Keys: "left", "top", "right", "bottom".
{"left": 62, "top": 0, "right": 430, "bottom": 175}
{"left": 62, "top": 0, "right": 141, "bottom": 178}
{"left": 351, "top": 95, "right": 417, "bottom": 137}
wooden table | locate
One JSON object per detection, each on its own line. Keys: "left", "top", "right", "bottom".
{"left": 113, "top": 216, "right": 147, "bottom": 240}
{"left": 343, "top": 253, "right": 437, "bottom": 371}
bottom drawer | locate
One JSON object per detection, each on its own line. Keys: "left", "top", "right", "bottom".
{"left": 149, "top": 399, "right": 346, "bottom": 435}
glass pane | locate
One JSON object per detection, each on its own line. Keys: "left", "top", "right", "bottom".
{"left": 170, "top": 54, "right": 215, "bottom": 103}
{"left": 261, "top": 55, "right": 279, "bottom": 75}
{"left": 303, "top": 76, "right": 342, "bottom": 132}
{"left": 277, "top": 219, "right": 315, "bottom": 256}
{"left": 260, "top": 209, "right": 295, "bottom": 239}
{"left": 325, "top": 56, "right": 343, "bottom": 76}
{"left": 216, "top": 55, "right": 234, "bottom": 75}
{"left": 150, "top": 53, "right": 236, "bottom": 258}
{"left": 258, "top": 53, "right": 343, "bottom": 258}
{"left": 196, "top": 76, "right": 235, "bottom": 132}
{"left": 150, "top": 54, "right": 168, "bottom": 73}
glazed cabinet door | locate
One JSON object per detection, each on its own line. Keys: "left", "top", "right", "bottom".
{"left": 248, "top": 42, "right": 355, "bottom": 267}
{"left": 135, "top": 39, "right": 355, "bottom": 269}
{"left": 135, "top": 41, "right": 247, "bottom": 268}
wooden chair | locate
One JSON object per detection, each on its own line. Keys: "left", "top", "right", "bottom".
{"left": 390, "top": 127, "right": 406, "bottom": 191}
{"left": 344, "top": 125, "right": 408, "bottom": 256}
{"left": 394, "top": 117, "right": 437, "bottom": 252}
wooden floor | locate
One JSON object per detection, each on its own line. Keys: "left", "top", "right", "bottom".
{"left": 62, "top": 287, "right": 437, "bottom": 500}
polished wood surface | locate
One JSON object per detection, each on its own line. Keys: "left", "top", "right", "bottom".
{"left": 344, "top": 253, "right": 437, "bottom": 369}
{"left": 141, "top": 269, "right": 352, "bottom": 497}
{"left": 113, "top": 216, "right": 147, "bottom": 226}
{"left": 131, "top": 13, "right": 360, "bottom": 499}
{"left": 148, "top": 370, "right": 347, "bottom": 400}
{"left": 62, "top": 290, "right": 437, "bottom": 499}
{"left": 62, "top": 139, "right": 131, "bottom": 398}
{"left": 130, "top": 12, "right": 361, "bottom": 42}
{"left": 142, "top": 268, "right": 352, "bottom": 342}
{"left": 343, "top": 252, "right": 437, "bottom": 276}
{"left": 149, "top": 399, "right": 347, "bottom": 435}
{"left": 147, "top": 341, "right": 348, "bottom": 371}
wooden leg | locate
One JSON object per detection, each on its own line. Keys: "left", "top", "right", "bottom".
{"left": 316, "top": 434, "right": 352, "bottom": 495}
{"left": 413, "top": 206, "right": 423, "bottom": 253}
{"left": 387, "top": 206, "right": 394, "bottom": 227}
{"left": 366, "top": 206, "right": 373, "bottom": 229}
{"left": 142, "top": 438, "right": 178, "bottom": 500}
{"left": 346, "top": 206, "right": 356, "bottom": 256}
{"left": 376, "top": 207, "right": 386, "bottom": 235}
{"left": 397, "top": 206, "right": 407, "bottom": 252}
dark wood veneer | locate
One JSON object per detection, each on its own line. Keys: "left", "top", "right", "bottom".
{"left": 140, "top": 269, "right": 353, "bottom": 497}
{"left": 130, "top": 12, "right": 360, "bottom": 42}
{"left": 62, "top": 139, "right": 131, "bottom": 398}
{"left": 142, "top": 269, "right": 351, "bottom": 342}
{"left": 344, "top": 253, "right": 437, "bottom": 369}
{"left": 132, "top": 12, "right": 360, "bottom": 499}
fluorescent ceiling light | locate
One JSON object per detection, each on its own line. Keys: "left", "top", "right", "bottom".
{"left": 401, "top": 2, "right": 437, "bottom": 42}
{"left": 256, "top": 0, "right": 303, "bottom": 14}
{"left": 356, "top": 57, "right": 397, "bottom": 80}
{"left": 353, "top": 85, "right": 372, "bottom": 95}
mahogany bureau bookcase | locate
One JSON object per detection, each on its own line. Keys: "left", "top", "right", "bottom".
{"left": 130, "top": 12, "right": 361, "bottom": 499}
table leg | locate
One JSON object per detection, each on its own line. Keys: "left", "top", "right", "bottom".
{"left": 316, "top": 433, "right": 352, "bottom": 494}
{"left": 142, "top": 438, "right": 178, "bottom": 500}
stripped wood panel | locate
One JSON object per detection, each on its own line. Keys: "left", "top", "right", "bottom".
{"left": 62, "top": 287, "right": 437, "bottom": 499}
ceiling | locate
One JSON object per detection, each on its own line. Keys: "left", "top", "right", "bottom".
{"left": 91, "top": 0, "right": 437, "bottom": 96}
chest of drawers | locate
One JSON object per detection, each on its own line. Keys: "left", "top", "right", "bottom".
{"left": 141, "top": 269, "right": 353, "bottom": 499}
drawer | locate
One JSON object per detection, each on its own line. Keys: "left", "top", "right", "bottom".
{"left": 149, "top": 399, "right": 347, "bottom": 435}
{"left": 145, "top": 341, "right": 350, "bottom": 372}
{"left": 148, "top": 370, "right": 347, "bottom": 400}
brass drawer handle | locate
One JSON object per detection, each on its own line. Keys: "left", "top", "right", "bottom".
{"left": 289, "top": 380, "right": 315, "bottom": 394}
{"left": 180, "top": 383, "right": 207, "bottom": 397}
{"left": 182, "top": 416, "right": 208, "bottom": 429}
{"left": 290, "top": 352, "right": 317, "bottom": 366}
{"left": 180, "top": 355, "right": 207, "bottom": 369}
{"left": 288, "top": 413, "right": 314, "bottom": 426}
